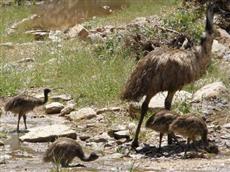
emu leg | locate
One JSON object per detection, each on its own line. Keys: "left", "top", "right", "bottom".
{"left": 23, "top": 114, "right": 27, "bottom": 130}
{"left": 132, "top": 97, "right": 150, "bottom": 148}
{"left": 17, "top": 113, "right": 22, "bottom": 132}
{"left": 184, "top": 138, "right": 191, "bottom": 156}
{"left": 165, "top": 90, "right": 176, "bottom": 145}
{"left": 159, "top": 133, "right": 163, "bottom": 149}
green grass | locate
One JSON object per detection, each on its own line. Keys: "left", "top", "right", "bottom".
{"left": 0, "top": 39, "right": 135, "bottom": 106}
{"left": 0, "top": 1, "right": 229, "bottom": 109}
{"left": 0, "top": 5, "right": 33, "bottom": 43}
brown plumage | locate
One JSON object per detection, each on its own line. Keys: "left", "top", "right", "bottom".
{"left": 169, "top": 114, "right": 208, "bottom": 154}
{"left": 4, "top": 88, "right": 51, "bottom": 132}
{"left": 146, "top": 110, "right": 179, "bottom": 148}
{"left": 121, "top": 2, "right": 222, "bottom": 148}
{"left": 43, "top": 137, "right": 99, "bottom": 167}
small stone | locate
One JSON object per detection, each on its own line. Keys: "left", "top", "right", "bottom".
{"left": 45, "top": 102, "right": 64, "bottom": 114}
{"left": 68, "top": 107, "right": 97, "bottom": 121}
{"left": 0, "top": 140, "right": 4, "bottom": 146}
{"left": 116, "top": 138, "right": 128, "bottom": 145}
{"left": 60, "top": 104, "right": 75, "bottom": 116}
{"left": 127, "top": 122, "right": 136, "bottom": 131}
{"left": 67, "top": 24, "right": 89, "bottom": 39}
{"left": 89, "top": 132, "right": 110, "bottom": 143}
{"left": 79, "top": 135, "right": 90, "bottom": 141}
{"left": 113, "top": 130, "right": 130, "bottom": 140}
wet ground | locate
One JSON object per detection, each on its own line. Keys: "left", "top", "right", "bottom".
{"left": 32, "top": 0, "right": 130, "bottom": 29}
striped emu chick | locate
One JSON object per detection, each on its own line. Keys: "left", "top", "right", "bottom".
{"left": 43, "top": 137, "right": 99, "bottom": 167}
{"left": 146, "top": 110, "right": 179, "bottom": 148}
{"left": 4, "top": 88, "right": 51, "bottom": 132}
{"left": 169, "top": 114, "right": 208, "bottom": 154}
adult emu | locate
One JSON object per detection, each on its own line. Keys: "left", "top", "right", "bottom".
{"left": 4, "top": 88, "right": 51, "bottom": 132}
{"left": 121, "top": 3, "right": 224, "bottom": 148}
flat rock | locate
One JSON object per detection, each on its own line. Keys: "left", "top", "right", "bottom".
{"left": 68, "top": 107, "right": 97, "bottom": 121}
{"left": 96, "top": 107, "right": 122, "bottom": 114}
{"left": 105, "top": 153, "right": 123, "bottom": 160}
{"left": 192, "top": 82, "right": 228, "bottom": 102}
{"left": 19, "top": 125, "right": 76, "bottom": 142}
{"left": 89, "top": 132, "right": 110, "bottom": 143}
{"left": 149, "top": 90, "right": 192, "bottom": 109}
{"left": 51, "top": 94, "right": 72, "bottom": 102}
{"left": 223, "top": 123, "right": 230, "bottom": 129}
{"left": 113, "top": 130, "right": 130, "bottom": 140}
{"left": 45, "top": 102, "right": 64, "bottom": 114}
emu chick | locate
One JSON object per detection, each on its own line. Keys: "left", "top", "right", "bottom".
{"left": 43, "top": 137, "right": 98, "bottom": 167}
{"left": 170, "top": 114, "right": 208, "bottom": 154}
{"left": 146, "top": 110, "right": 178, "bottom": 148}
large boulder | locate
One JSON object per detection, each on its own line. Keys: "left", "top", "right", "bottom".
{"left": 191, "top": 82, "right": 229, "bottom": 115}
{"left": 68, "top": 107, "right": 97, "bottom": 121}
{"left": 192, "top": 82, "right": 228, "bottom": 102}
{"left": 149, "top": 90, "right": 192, "bottom": 109}
{"left": 212, "top": 40, "right": 228, "bottom": 58}
{"left": 19, "top": 124, "right": 76, "bottom": 142}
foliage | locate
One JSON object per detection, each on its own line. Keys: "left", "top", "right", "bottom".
{"left": 163, "top": 6, "right": 204, "bottom": 42}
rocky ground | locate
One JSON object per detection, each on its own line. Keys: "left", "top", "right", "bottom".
{"left": 0, "top": 78, "right": 229, "bottom": 171}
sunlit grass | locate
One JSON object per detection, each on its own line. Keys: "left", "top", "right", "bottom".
{"left": 0, "top": 5, "right": 33, "bottom": 43}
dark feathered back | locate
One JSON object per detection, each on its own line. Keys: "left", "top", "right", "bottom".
{"left": 4, "top": 88, "right": 51, "bottom": 114}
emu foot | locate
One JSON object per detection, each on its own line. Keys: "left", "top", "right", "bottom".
{"left": 156, "top": 147, "right": 163, "bottom": 153}
{"left": 131, "top": 140, "right": 139, "bottom": 149}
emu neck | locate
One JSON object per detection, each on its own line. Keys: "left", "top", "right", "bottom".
{"left": 43, "top": 93, "right": 49, "bottom": 104}
{"left": 197, "top": 3, "right": 215, "bottom": 72}
{"left": 78, "top": 152, "right": 95, "bottom": 162}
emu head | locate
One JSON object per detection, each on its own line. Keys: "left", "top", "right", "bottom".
{"left": 88, "top": 152, "right": 99, "bottom": 161}
{"left": 44, "top": 88, "right": 51, "bottom": 95}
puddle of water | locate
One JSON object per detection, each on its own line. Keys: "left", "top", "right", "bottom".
{"left": 32, "top": 0, "right": 130, "bottom": 30}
